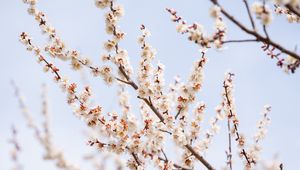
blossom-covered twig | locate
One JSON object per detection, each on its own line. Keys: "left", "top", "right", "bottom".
{"left": 21, "top": 0, "right": 114, "bottom": 84}
{"left": 222, "top": 73, "right": 252, "bottom": 168}
{"left": 12, "top": 82, "right": 80, "bottom": 170}
{"left": 246, "top": 105, "right": 272, "bottom": 168}
{"left": 166, "top": 7, "right": 226, "bottom": 49}
{"left": 9, "top": 126, "right": 23, "bottom": 170}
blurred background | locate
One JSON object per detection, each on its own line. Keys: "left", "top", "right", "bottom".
{"left": 0, "top": 0, "right": 299, "bottom": 169}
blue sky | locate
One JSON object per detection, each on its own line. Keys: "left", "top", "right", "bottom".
{"left": 1, "top": 0, "right": 300, "bottom": 169}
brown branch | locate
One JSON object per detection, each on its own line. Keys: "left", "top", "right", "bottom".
{"left": 137, "top": 96, "right": 165, "bottom": 123}
{"left": 185, "top": 145, "right": 215, "bottom": 170}
{"left": 210, "top": 0, "right": 300, "bottom": 61}
{"left": 285, "top": 4, "right": 300, "bottom": 18}
{"left": 118, "top": 65, "right": 138, "bottom": 90}
{"left": 116, "top": 77, "right": 134, "bottom": 86}
{"left": 131, "top": 152, "right": 141, "bottom": 166}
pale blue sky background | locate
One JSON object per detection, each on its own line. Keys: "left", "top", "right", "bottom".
{"left": 0, "top": 0, "right": 300, "bottom": 169}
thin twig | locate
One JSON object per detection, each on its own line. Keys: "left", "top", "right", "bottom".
{"left": 243, "top": 0, "right": 256, "bottom": 30}
{"left": 158, "top": 129, "right": 172, "bottom": 135}
{"left": 116, "top": 77, "right": 133, "bottom": 86}
{"left": 227, "top": 118, "right": 233, "bottom": 170}
{"left": 161, "top": 149, "right": 168, "bottom": 161}
{"left": 262, "top": 0, "right": 270, "bottom": 40}
{"left": 263, "top": 25, "right": 269, "bottom": 40}
{"left": 222, "top": 39, "right": 258, "bottom": 44}
{"left": 175, "top": 108, "right": 182, "bottom": 120}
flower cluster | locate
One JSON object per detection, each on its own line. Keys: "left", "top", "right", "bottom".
{"left": 252, "top": 2, "right": 273, "bottom": 25}
{"left": 118, "top": 88, "right": 138, "bottom": 133}
{"left": 247, "top": 105, "right": 272, "bottom": 167}
{"left": 210, "top": 5, "right": 227, "bottom": 49}
{"left": 175, "top": 52, "right": 207, "bottom": 127}
{"left": 166, "top": 8, "right": 209, "bottom": 49}
{"left": 189, "top": 102, "right": 206, "bottom": 142}
{"left": 97, "top": 0, "right": 133, "bottom": 79}
{"left": 274, "top": 4, "right": 300, "bottom": 23}
{"left": 166, "top": 7, "right": 226, "bottom": 49}
{"left": 137, "top": 25, "right": 156, "bottom": 98}
{"left": 153, "top": 62, "right": 170, "bottom": 114}
{"left": 195, "top": 103, "right": 224, "bottom": 154}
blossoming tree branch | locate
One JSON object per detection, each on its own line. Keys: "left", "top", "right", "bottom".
{"left": 15, "top": 0, "right": 299, "bottom": 169}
